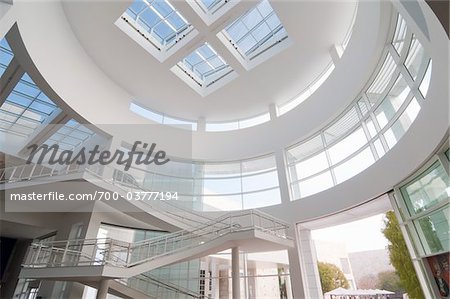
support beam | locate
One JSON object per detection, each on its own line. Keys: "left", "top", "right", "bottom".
{"left": 96, "top": 279, "right": 110, "bottom": 299}
{"left": 275, "top": 149, "right": 292, "bottom": 205}
{"left": 294, "top": 227, "right": 324, "bottom": 299}
{"left": 0, "top": 58, "right": 24, "bottom": 106}
{"left": 231, "top": 246, "right": 241, "bottom": 299}
{"left": 329, "top": 44, "right": 344, "bottom": 65}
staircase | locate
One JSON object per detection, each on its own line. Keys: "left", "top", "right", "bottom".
{"left": 20, "top": 209, "right": 292, "bottom": 280}
{"left": 2, "top": 164, "right": 292, "bottom": 297}
{"left": 1, "top": 163, "right": 216, "bottom": 231}
{"left": 86, "top": 272, "right": 201, "bottom": 299}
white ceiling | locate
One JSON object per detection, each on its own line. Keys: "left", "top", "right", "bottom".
{"left": 61, "top": 0, "right": 358, "bottom": 121}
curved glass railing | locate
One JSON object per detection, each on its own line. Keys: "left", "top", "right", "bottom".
{"left": 286, "top": 13, "right": 432, "bottom": 200}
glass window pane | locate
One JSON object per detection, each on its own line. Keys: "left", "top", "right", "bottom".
{"left": 202, "top": 177, "right": 242, "bottom": 195}
{"left": 374, "top": 75, "right": 410, "bottom": 130}
{"left": 324, "top": 107, "right": 360, "bottom": 145}
{"left": 419, "top": 60, "right": 432, "bottom": 98}
{"left": 392, "top": 14, "right": 407, "bottom": 55}
{"left": 286, "top": 134, "right": 324, "bottom": 163}
{"left": 45, "top": 119, "right": 95, "bottom": 152}
{"left": 242, "top": 170, "right": 278, "bottom": 192}
{"left": 292, "top": 151, "right": 329, "bottom": 180}
{"left": 123, "top": 0, "right": 191, "bottom": 48}
{"left": 206, "top": 121, "right": 239, "bottom": 132}
{"left": 177, "top": 43, "right": 231, "bottom": 85}
{"left": 298, "top": 171, "right": 334, "bottom": 198}
{"left": 405, "top": 35, "right": 426, "bottom": 81}
{"left": 243, "top": 188, "right": 281, "bottom": 209}
{"left": 366, "top": 118, "right": 377, "bottom": 139}
{"left": 241, "top": 155, "right": 276, "bottom": 175}
{"left": 0, "top": 73, "right": 57, "bottom": 137}
{"left": 328, "top": 127, "right": 367, "bottom": 165}
{"left": 223, "top": 0, "right": 288, "bottom": 60}
{"left": 238, "top": 113, "right": 270, "bottom": 129}
{"left": 367, "top": 52, "right": 396, "bottom": 98}
{"left": 334, "top": 147, "right": 375, "bottom": 184}
{"left": 203, "top": 162, "right": 240, "bottom": 178}
{"left": 357, "top": 98, "right": 369, "bottom": 116}
{"left": 414, "top": 206, "right": 450, "bottom": 255}
{"left": 400, "top": 162, "right": 450, "bottom": 215}
{"left": 384, "top": 97, "right": 421, "bottom": 149}
{"left": 0, "top": 37, "right": 13, "bottom": 78}
{"left": 130, "top": 102, "right": 164, "bottom": 123}
{"left": 374, "top": 138, "right": 385, "bottom": 158}
{"left": 202, "top": 194, "right": 242, "bottom": 211}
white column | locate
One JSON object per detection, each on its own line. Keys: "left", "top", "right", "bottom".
{"left": 297, "top": 228, "right": 324, "bottom": 299}
{"left": 329, "top": 44, "right": 343, "bottom": 64}
{"left": 96, "top": 279, "right": 110, "bottom": 299}
{"left": 286, "top": 226, "right": 325, "bottom": 299}
{"left": 269, "top": 103, "right": 278, "bottom": 120}
{"left": 275, "top": 149, "right": 292, "bottom": 205}
{"left": 197, "top": 117, "right": 206, "bottom": 132}
{"left": 232, "top": 246, "right": 241, "bottom": 299}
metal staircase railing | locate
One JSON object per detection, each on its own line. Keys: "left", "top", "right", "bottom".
{"left": 119, "top": 272, "right": 201, "bottom": 299}
{"left": 0, "top": 163, "right": 213, "bottom": 230}
{"left": 22, "top": 209, "right": 290, "bottom": 273}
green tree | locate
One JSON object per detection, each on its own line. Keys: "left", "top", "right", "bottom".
{"left": 376, "top": 270, "right": 404, "bottom": 292}
{"left": 318, "top": 262, "right": 349, "bottom": 293}
{"left": 382, "top": 211, "right": 425, "bottom": 299}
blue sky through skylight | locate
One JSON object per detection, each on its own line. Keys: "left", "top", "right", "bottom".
{"left": 0, "top": 37, "right": 13, "bottom": 78}
{"left": 178, "top": 43, "right": 231, "bottom": 85}
{"left": 224, "top": 0, "right": 288, "bottom": 60}
{"left": 0, "top": 73, "right": 58, "bottom": 137}
{"left": 125, "top": 0, "right": 190, "bottom": 47}
{"left": 45, "top": 119, "right": 95, "bottom": 151}
{"left": 200, "top": 0, "right": 225, "bottom": 11}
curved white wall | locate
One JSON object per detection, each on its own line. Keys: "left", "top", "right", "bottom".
{"left": 1, "top": 0, "right": 448, "bottom": 225}
{"left": 5, "top": 0, "right": 389, "bottom": 160}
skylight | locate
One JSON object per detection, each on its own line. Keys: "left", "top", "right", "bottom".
{"left": 121, "top": 0, "right": 192, "bottom": 51}
{"left": 200, "top": 0, "right": 227, "bottom": 13}
{"left": 45, "top": 119, "right": 95, "bottom": 151}
{"left": 176, "top": 43, "right": 233, "bottom": 87}
{"left": 0, "top": 73, "right": 59, "bottom": 137}
{"left": 222, "top": 0, "right": 288, "bottom": 62}
{"left": 0, "top": 37, "right": 13, "bottom": 78}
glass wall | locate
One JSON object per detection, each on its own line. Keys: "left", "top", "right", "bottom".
{"left": 393, "top": 144, "right": 450, "bottom": 298}
{"left": 116, "top": 153, "right": 282, "bottom": 211}
{"left": 286, "top": 13, "right": 431, "bottom": 200}
{"left": 95, "top": 224, "right": 201, "bottom": 299}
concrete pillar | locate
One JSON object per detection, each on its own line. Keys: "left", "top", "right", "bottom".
{"left": 329, "top": 44, "right": 343, "bottom": 64}
{"left": 96, "top": 279, "right": 110, "bottom": 299}
{"left": 297, "top": 228, "right": 324, "bottom": 299}
{"left": 286, "top": 225, "right": 324, "bottom": 299}
{"left": 197, "top": 117, "right": 206, "bottom": 132}
{"left": 231, "top": 247, "right": 241, "bottom": 299}
{"left": 269, "top": 103, "right": 278, "bottom": 120}
{"left": 275, "top": 149, "right": 292, "bottom": 205}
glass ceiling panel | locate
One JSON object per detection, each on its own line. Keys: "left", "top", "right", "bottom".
{"left": 45, "top": 119, "right": 95, "bottom": 151}
{"left": 124, "top": 0, "right": 190, "bottom": 47}
{"left": 201, "top": 0, "right": 225, "bottom": 12}
{"left": 224, "top": 0, "right": 288, "bottom": 60}
{"left": 178, "top": 43, "right": 231, "bottom": 85}
{"left": 0, "top": 73, "right": 58, "bottom": 137}
{"left": 0, "top": 37, "right": 13, "bottom": 78}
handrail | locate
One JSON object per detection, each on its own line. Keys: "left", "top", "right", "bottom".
{"left": 1, "top": 164, "right": 213, "bottom": 230}
{"left": 23, "top": 209, "right": 290, "bottom": 272}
